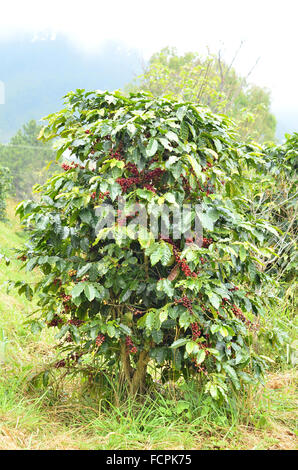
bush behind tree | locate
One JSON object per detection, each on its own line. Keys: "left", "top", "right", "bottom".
{"left": 0, "top": 120, "right": 55, "bottom": 200}
{"left": 127, "top": 47, "right": 276, "bottom": 143}
{"left": 0, "top": 165, "right": 11, "bottom": 220}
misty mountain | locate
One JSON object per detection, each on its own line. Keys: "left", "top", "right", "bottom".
{"left": 275, "top": 109, "right": 298, "bottom": 141}
{"left": 0, "top": 35, "right": 141, "bottom": 141}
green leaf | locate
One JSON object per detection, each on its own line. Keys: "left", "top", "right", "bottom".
{"left": 119, "top": 323, "right": 132, "bottom": 336}
{"left": 196, "top": 349, "right": 206, "bottom": 364}
{"left": 186, "top": 154, "right": 204, "bottom": 181}
{"left": 209, "top": 384, "right": 219, "bottom": 399}
{"left": 164, "top": 193, "right": 176, "bottom": 205}
{"left": 77, "top": 263, "right": 92, "bottom": 278}
{"left": 31, "top": 320, "right": 43, "bottom": 335}
{"left": 165, "top": 131, "right": 179, "bottom": 143}
{"left": 43, "top": 371, "right": 49, "bottom": 387}
{"left": 223, "top": 364, "right": 240, "bottom": 390}
{"left": 80, "top": 208, "right": 93, "bottom": 225}
{"left": 207, "top": 292, "right": 221, "bottom": 309}
{"left": 239, "top": 245, "right": 247, "bottom": 262}
{"left": 199, "top": 212, "right": 215, "bottom": 231}
{"left": 152, "top": 329, "right": 163, "bottom": 344}
{"left": 149, "top": 347, "right": 168, "bottom": 364}
{"left": 107, "top": 324, "right": 116, "bottom": 338}
{"left": 150, "top": 249, "right": 161, "bottom": 266}
{"left": 71, "top": 282, "right": 85, "bottom": 298}
{"left": 186, "top": 341, "right": 195, "bottom": 354}
{"left": 146, "top": 138, "right": 158, "bottom": 157}
{"left": 55, "top": 324, "right": 69, "bottom": 340}
{"left": 180, "top": 121, "right": 189, "bottom": 141}
{"left": 145, "top": 310, "right": 156, "bottom": 330}
{"left": 69, "top": 324, "right": 80, "bottom": 343}
{"left": 170, "top": 338, "right": 188, "bottom": 349}
{"left": 160, "top": 243, "right": 172, "bottom": 266}
{"left": 84, "top": 283, "right": 99, "bottom": 302}
{"left": 109, "top": 182, "right": 122, "bottom": 201}
{"left": 159, "top": 309, "right": 168, "bottom": 323}
{"left": 179, "top": 311, "right": 192, "bottom": 329}
{"left": 120, "top": 289, "right": 132, "bottom": 302}
{"left": 219, "top": 326, "right": 229, "bottom": 337}
{"left": 159, "top": 138, "right": 172, "bottom": 150}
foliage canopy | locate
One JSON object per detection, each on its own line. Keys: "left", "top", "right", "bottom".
{"left": 15, "top": 90, "right": 277, "bottom": 398}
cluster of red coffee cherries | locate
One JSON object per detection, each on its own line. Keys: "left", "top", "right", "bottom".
{"left": 229, "top": 285, "right": 239, "bottom": 292}
{"left": 145, "top": 167, "right": 164, "bottom": 182}
{"left": 54, "top": 359, "right": 66, "bottom": 368}
{"left": 116, "top": 167, "right": 164, "bottom": 194}
{"left": 95, "top": 334, "right": 105, "bottom": 347}
{"left": 65, "top": 334, "right": 73, "bottom": 343}
{"left": 68, "top": 269, "right": 77, "bottom": 278}
{"left": 202, "top": 237, "right": 213, "bottom": 249}
{"left": 161, "top": 237, "right": 197, "bottom": 278}
{"left": 173, "top": 246, "right": 197, "bottom": 278}
{"left": 143, "top": 183, "right": 156, "bottom": 193}
{"left": 133, "top": 309, "right": 144, "bottom": 317}
{"left": 181, "top": 172, "right": 213, "bottom": 198}
{"left": 68, "top": 318, "right": 85, "bottom": 327}
{"left": 116, "top": 176, "right": 140, "bottom": 193}
{"left": 69, "top": 352, "right": 82, "bottom": 363}
{"left": 61, "top": 162, "right": 85, "bottom": 171}
{"left": 47, "top": 315, "right": 63, "bottom": 327}
{"left": 202, "top": 162, "right": 213, "bottom": 172}
{"left": 60, "top": 292, "right": 72, "bottom": 312}
{"left": 125, "top": 336, "right": 137, "bottom": 354}
{"left": 174, "top": 295, "right": 194, "bottom": 315}
{"left": 54, "top": 353, "right": 81, "bottom": 368}
{"left": 112, "top": 144, "right": 164, "bottom": 194}
{"left": 109, "top": 149, "right": 122, "bottom": 160}
{"left": 108, "top": 146, "right": 163, "bottom": 194}
{"left": 90, "top": 191, "right": 110, "bottom": 200}
{"left": 231, "top": 304, "right": 253, "bottom": 329}
{"left": 125, "top": 161, "right": 139, "bottom": 177}
{"left": 60, "top": 293, "right": 71, "bottom": 302}
{"left": 190, "top": 322, "right": 201, "bottom": 340}
{"left": 17, "top": 254, "right": 27, "bottom": 262}
{"left": 197, "top": 177, "right": 215, "bottom": 197}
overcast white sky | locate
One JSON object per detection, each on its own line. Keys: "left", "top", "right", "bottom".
{"left": 0, "top": 0, "right": 297, "bottom": 121}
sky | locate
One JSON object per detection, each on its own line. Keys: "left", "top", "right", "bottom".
{"left": 0, "top": 0, "right": 297, "bottom": 133}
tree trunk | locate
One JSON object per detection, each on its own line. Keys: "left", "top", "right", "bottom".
{"left": 120, "top": 341, "right": 133, "bottom": 383}
{"left": 130, "top": 350, "right": 150, "bottom": 395}
{"left": 120, "top": 342, "right": 149, "bottom": 396}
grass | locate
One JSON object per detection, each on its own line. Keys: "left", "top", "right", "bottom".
{"left": 0, "top": 200, "right": 297, "bottom": 450}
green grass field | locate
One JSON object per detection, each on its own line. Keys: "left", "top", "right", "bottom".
{"left": 0, "top": 201, "right": 297, "bottom": 450}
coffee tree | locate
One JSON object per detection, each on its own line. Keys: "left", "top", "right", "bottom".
{"left": 15, "top": 90, "right": 276, "bottom": 398}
